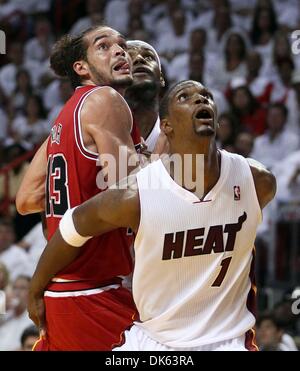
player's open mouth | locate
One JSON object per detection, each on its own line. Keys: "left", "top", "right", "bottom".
{"left": 133, "top": 66, "right": 151, "bottom": 76}
{"left": 193, "top": 107, "right": 214, "bottom": 124}
{"left": 113, "top": 61, "right": 130, "bottom": 73}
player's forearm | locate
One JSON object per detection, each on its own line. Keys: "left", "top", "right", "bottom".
{"left": 16, "top": 139, "right": 48, "bottom": 214}
{"left": 29, "top": 229, "right": 81, "bottom": 296}
{"left": 16, "top": 189, "right": 45, "bottom": 215}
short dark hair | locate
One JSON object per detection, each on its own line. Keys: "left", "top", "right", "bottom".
{"left": 21, "top": 325, "right": 39, "bottom": 346}
{"left": 256, "top": 313, "right": 285, "bottom": 330}
{"left": 50, "top": 25, "right": 104, "bottom": 89}
{"left": 268, "top": 102, "right": 288, "bottom": 118}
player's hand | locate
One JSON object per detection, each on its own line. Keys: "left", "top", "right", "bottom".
{"left": 28, "top": 292, "right": 46, "bottom": 337}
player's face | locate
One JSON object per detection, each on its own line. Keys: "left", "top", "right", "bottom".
{"left": 85, "top": 27, "right": 133, "bottom": 87}
{"left": 127, "top": 45, "right": 161, "bottom": 88}
{"left": 168, "top": 81, "right": 218, "bottom": 139}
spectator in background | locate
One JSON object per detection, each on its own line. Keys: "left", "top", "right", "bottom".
{"left": 47, "top": 79, "right": 73, "bottom": 125}
{"left": 273, "top": 31, "right": 293, "bottom": 68}
{"left": 245, "top": 51, "right": 273, "bottom": 104}
{"left": 251, "top": 103, "right": 299, "bottom": 169}
{"left": 11, "top": 95, "right": 48, "bottom": 149}
{"left": 0, "top": 219, "right": 30, "bottom": 281}
{"left": 229, "top": 85, "right": 267, "bottom": 135}
{"left": 192, "top": 0, "right": 235, "bottom": 56}
{"left": 126, "top": 0, "right": 145, "bottom": 37}
{"left": 69, "top": 0, "right": 105, "bottom": 35}
{"left": 285, "top": 70, "right": 300, "bottom": 135}
{"left": 167, "top": 28, "right": 210, "bottom": 84}
{"left": 0, "top": 86, "right": 8, "bottom": 147}
{"left": 271, "top": 57, "right": 295, "bottom": 103}
{"left": 256, "top": 313, "right": 285, "bottom": 351}
{"left": 256, "top": 313, "right": 298, "bottom": 351}
{"left": 216, "top": 112, "right": 238, "bottom": 151}
{"left": 0, "top": 261, "right": 9, "bottom": 291}
{"left": 17, "top": 222, "right": 46, "bottom": 277}
{"left": 24, "top": 16, "right": 54, "bottom": 65}
{"left": 20, "top": 325, "right": 39, "bottom": 351}
{"left": 250, "top": 2, "right": 278, "bottom": 62}
{"left": 208, "top": 31, "right": 248, "bottom": 92}
{"left": 0, "top": 42, "right": 43, "bottom": 97}
{"left": 8, "top": 69, "right": 33, "bottom": 116}
{"left": 234, "top": 131, "right": 255, "bottom": 158}
{"left": 0, "top": 261, "right": 12, "bottom": 327}
{"left": 0, "top": 275, "right": 32, "bottom": 351}
{"left": 155, "top": 8, "right": 190, "bottom": 61}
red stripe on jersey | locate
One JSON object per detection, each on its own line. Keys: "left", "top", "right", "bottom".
{"left": 245, "top": 247, "right": 259, "bottom": 351}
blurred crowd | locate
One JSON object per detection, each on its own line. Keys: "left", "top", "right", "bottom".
{"left": 0, "top": 0, "right": 300, "bottom": 350}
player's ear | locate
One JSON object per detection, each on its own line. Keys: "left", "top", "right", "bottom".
{"left": 73, "top": 60, "right": 89, "bottom": 78}
{"left": 160, "top": 118, "right": 173, "bottom": 136}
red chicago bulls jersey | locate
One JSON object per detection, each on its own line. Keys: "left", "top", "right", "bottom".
{"left": 46, "top": 85, "right": 140, "bottom": 288}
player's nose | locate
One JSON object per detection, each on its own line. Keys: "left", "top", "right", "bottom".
{"left": 114, "top": 44, "right": 126, "bottom": 57}
{"left": 133, "top": 54, "right": 146, "bottom": 65}
{"left": 193, "top": 93, "right": 208, "bottom": 105}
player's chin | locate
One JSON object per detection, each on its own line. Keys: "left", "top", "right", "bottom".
{"left": 193, "top": 122, "right": 216, "bottom": 137}
{"left": 113, "top": 74, "right": 133, "bottom": 87}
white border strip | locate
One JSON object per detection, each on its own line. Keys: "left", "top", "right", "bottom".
{"left": 44, "top": 284, "right": 120, "bottom": 298}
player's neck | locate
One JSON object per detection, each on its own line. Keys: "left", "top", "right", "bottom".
{"left": 169, "top": 142, "right": 220, "bottom": 199}
{"left": 133, "top": 103, "right": 159, "bottom": 139}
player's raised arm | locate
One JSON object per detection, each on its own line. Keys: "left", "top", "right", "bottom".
{"left": 16, "top": 139, "right": 48, "bottom": 215}
{"left": 28, "top": 178, "right": 140, "bottom": 328}
{"left": 248, "top": 158, "right": 277, "bottom": 209}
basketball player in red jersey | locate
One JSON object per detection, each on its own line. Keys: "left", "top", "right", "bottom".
{"left": 17, "top": 26, "right": 141, "bottom": 351}
{"left": 16, "top": 37, "right": 168, "bottom": 351}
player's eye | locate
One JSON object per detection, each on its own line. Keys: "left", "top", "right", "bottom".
{"left": 145, "top": 55, "right": 154, "bottom": 61}
{"left": 202, "top": 92, "right": 213, "bottom": 99}
{"left": 98, "top": 43, "right": 108, "bottom": 50}
{"left": 178, "top": 93, "right": 188, "bottom": 102}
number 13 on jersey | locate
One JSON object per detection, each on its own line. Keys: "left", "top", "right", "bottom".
{"left": 46, "top": 154, "right": 70, "bottom": 217}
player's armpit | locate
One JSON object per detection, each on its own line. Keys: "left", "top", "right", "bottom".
{"left": 16, "top": 139, "right": 48, "bottom": 215}
{"left": 248, "top": 158, "right": 277, "bottom": 209}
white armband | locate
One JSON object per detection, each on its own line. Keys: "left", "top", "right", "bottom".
{"left": 59, "top": 207, "right": 92, "bottom": 247}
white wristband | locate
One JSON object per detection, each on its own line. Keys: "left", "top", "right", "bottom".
{"left": 59, "top": 207, "right": 92, "bottom": 247}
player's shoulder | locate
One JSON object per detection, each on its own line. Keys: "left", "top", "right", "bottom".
{"left": 85, "top": 85, "right": 123, "bottom": 105}
{"left": 247, "top": 157, "right": 277, "bottom": 209}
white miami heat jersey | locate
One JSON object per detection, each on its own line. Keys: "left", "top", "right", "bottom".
{"left": 133, "top": 150, "right": 262, "bottom": 348}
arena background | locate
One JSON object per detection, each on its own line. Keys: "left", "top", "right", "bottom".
{"left": 0, "top": 0, "right": 299, "bottom": 351}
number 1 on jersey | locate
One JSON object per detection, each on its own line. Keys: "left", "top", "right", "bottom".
{"left": 212, "top": 257, "right": 232, "bottom": 287}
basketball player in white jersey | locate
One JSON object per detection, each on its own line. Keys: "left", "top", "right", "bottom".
{"left": 126, "top": 40, "right": 165, "bottom": 152}
{"left": 28, "top": 80, "right": 276, "bottom": 351}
